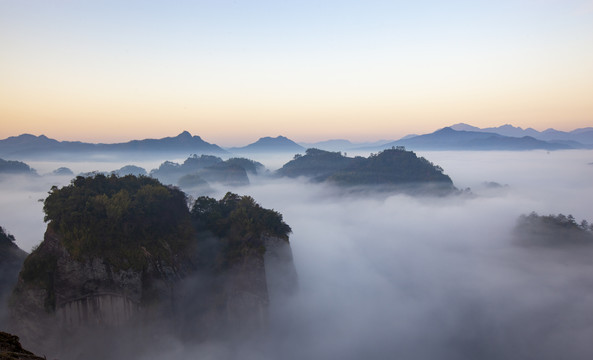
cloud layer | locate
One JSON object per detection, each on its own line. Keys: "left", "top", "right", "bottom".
{"left": 1, "top": 149, "right": 593, "bottom": 359}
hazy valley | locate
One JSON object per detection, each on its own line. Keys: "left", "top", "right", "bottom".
{"left": 1, "top": 127, "right": 593, "bottom": 359}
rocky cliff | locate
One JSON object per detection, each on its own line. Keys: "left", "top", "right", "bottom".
{"left": 8, "top": 175, "right": 296, "bottom": 359}
{"left": 0, "top": 331, "right": 44, "bottom": 360}
{"left": 0, "top": 226, "right": 27, "bottom": 326}
{"left": 9, "top": 224, "right": 186, "bottom": 356}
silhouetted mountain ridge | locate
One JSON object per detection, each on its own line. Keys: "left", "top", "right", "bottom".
{"left": 450, "top": 123, "right": 593, "bottom": 145}
{"left": 0, "top": 132, "right": 227, "bottom": 158}
{"left": 229, "top": 136, "right": 305, "bottom": 153}
{"left": 370, "top": 127, "right": 574, "bottom": 151}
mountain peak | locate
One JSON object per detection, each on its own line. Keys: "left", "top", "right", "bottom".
{"left": 230, "top": 135, "right": 305, "bottom": 153}
{"left": 177, "top": 131, "right": 192, "bottom": 138}
{"left": 449, "top": 123, "right": 481, "bottom": 131}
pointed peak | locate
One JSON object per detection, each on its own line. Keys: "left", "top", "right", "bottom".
{"left": 178, "top": 131, "right": 192, "bottom": 138}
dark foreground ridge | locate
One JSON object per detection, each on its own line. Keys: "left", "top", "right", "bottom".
{"left": 8, "top": 174, "right": 297, "bottom": 359}
{"left": 0, "top": 331, "right": 44, "bottom": 360}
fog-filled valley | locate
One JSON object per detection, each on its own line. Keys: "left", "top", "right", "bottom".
{"left": 1, "top": 149, "right": 593, "bottom": 359}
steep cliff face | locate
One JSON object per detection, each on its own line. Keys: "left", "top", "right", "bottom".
{"left": 10, "top": 225, "right": 185, "bottom": 355}
{"left": 219, "top": 235, "right": 298, "bottom": 336}
{"left": 263, "top": 236, "right": 298, "bottom": 302}
{"left": 0, "top": 226, "right": 27, "bottom": 326}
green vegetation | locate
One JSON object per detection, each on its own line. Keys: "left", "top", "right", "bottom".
{"left": 191, "top": 192, "right": 291, "bottom": 269}
{"left": 41, "top": 174, "right": 194, "bottom": 270}
{"left": 328, "top": 148, "right": 451, "bottom": 186}
{"left": 277, "top": 148, "right": 354, "bottom": 180}
{"left": 0, "top": 158, "right": 37, "bottom": 175}
{"left": 277, "top": 147, "right": 453, "bottom": 190}
{"left": 515, "top": 212, "right": 593, "bottom": 246}
{"left": 150, "top": 155, "right": 258, "bottom": 186}
{"left": 17, "top": 175, "right": 292, "bottom": 313}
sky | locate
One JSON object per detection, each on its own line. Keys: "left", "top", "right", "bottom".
{"left": 1, "top": 0, "right": 592, "bottom": 146}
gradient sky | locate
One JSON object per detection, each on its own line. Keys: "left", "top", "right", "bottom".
{"left": 1, "top": 0, "right": 592, "bottom": 146}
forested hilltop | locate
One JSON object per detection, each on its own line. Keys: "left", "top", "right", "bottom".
{"left": 0, "top": 158, "right": 37, "bottom": 176}
{"left": 0, "top": 226, "right": 27, "bottom": 324}
{"left": 514, "top": 212, "right": 593, "bottom": 247}
{"left": 277, "top": 147, "right": 454, "bottom": 193}
{"left": 10, "top": 174, "right": 295, "bottom": 359}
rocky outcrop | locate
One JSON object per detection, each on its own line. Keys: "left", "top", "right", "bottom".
{"left": 263, "top": 236, "right": 298, "bottom": 301}
{"left": 9, "top": 226, "right": 185, "bottom": 356}
{"left": 57, "top": 293, "right": 139, "bottom": 328}
{"left": 223, "top": 235, "right": 298, "bottom": 333}
{"left": 0, "top": 331, "right": 44, "bottom": 360}
{"left": 8, "top": 178, "right": 297, "bottom": 359}
{"left": 176, "top": 235, "right": 298, "bottom": 340}
{"left": 224, "top": 245, "right": 269, "bottom": 333}
{"left": 0, "top": 227, "right": 27, "bottom": 326}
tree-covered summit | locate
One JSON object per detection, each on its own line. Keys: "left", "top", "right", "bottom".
{"left": 191, "top": 192, "right": 291, "bottom": 270}
{"left": 0, "top": 158, "right": 37, "bottom": 176}
{"left": 41, "top": 174, "right": 194, "bottom": 269}
{"left": 277, "top": 147, "right": 454, "bottom": 191}
{"left": 514, "top": 212, "right": 593, "bottom": 247}
{"left": 277, "top": 148, "right": 353, "bottom": 180}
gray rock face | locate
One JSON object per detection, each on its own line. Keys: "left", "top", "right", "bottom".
{"left": 9, "top": 227, "right": 183, "bottom": 355}
{"left": 264, "top": 236, "right": 299, "bottom": 301}
{"left": 0, "top": 229, "right": 27, "bottom": 326}
{"left": 225, "top": 236, "right": 299, "bottom": 328}
{"left": 57, "top": 293, "right": 139, "bottom": 328}
{"left": 9, "top": 230, "right": 298, "bottom": 358}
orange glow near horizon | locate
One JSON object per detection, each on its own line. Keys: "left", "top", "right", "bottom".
{"left": 1, "top": 0, "right": 591, "bottom": 145}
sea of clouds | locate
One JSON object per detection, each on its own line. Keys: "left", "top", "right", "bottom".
{"left": 1, "top": 149, "right": 592, "bottom": 359}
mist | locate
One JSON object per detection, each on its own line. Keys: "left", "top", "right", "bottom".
{"left": 1, "top": 150, "right": 593, "bottom": 359}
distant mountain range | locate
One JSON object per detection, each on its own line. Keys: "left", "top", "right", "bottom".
{"left": 1, "top": 123, "right": 592, "bottom": 158}
{"left": 449, "top": 123, "right": 593, "bottom": 145}
{"left": 0, "top": 131, "right": 227, "bottom": 159}
{"left": 357, "top": 124, "right": 593, "bottom": 152}
{"left": 371, "top": 127, "right": 573, "bottom": 151}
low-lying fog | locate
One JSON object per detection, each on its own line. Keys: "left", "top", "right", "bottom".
{"left": 2, "top": 150, "right": 593, "bottom": 359}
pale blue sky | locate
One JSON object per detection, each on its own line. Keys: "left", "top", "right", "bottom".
{"left": 1, "top": 0, "right": 592, "bottom": 144}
